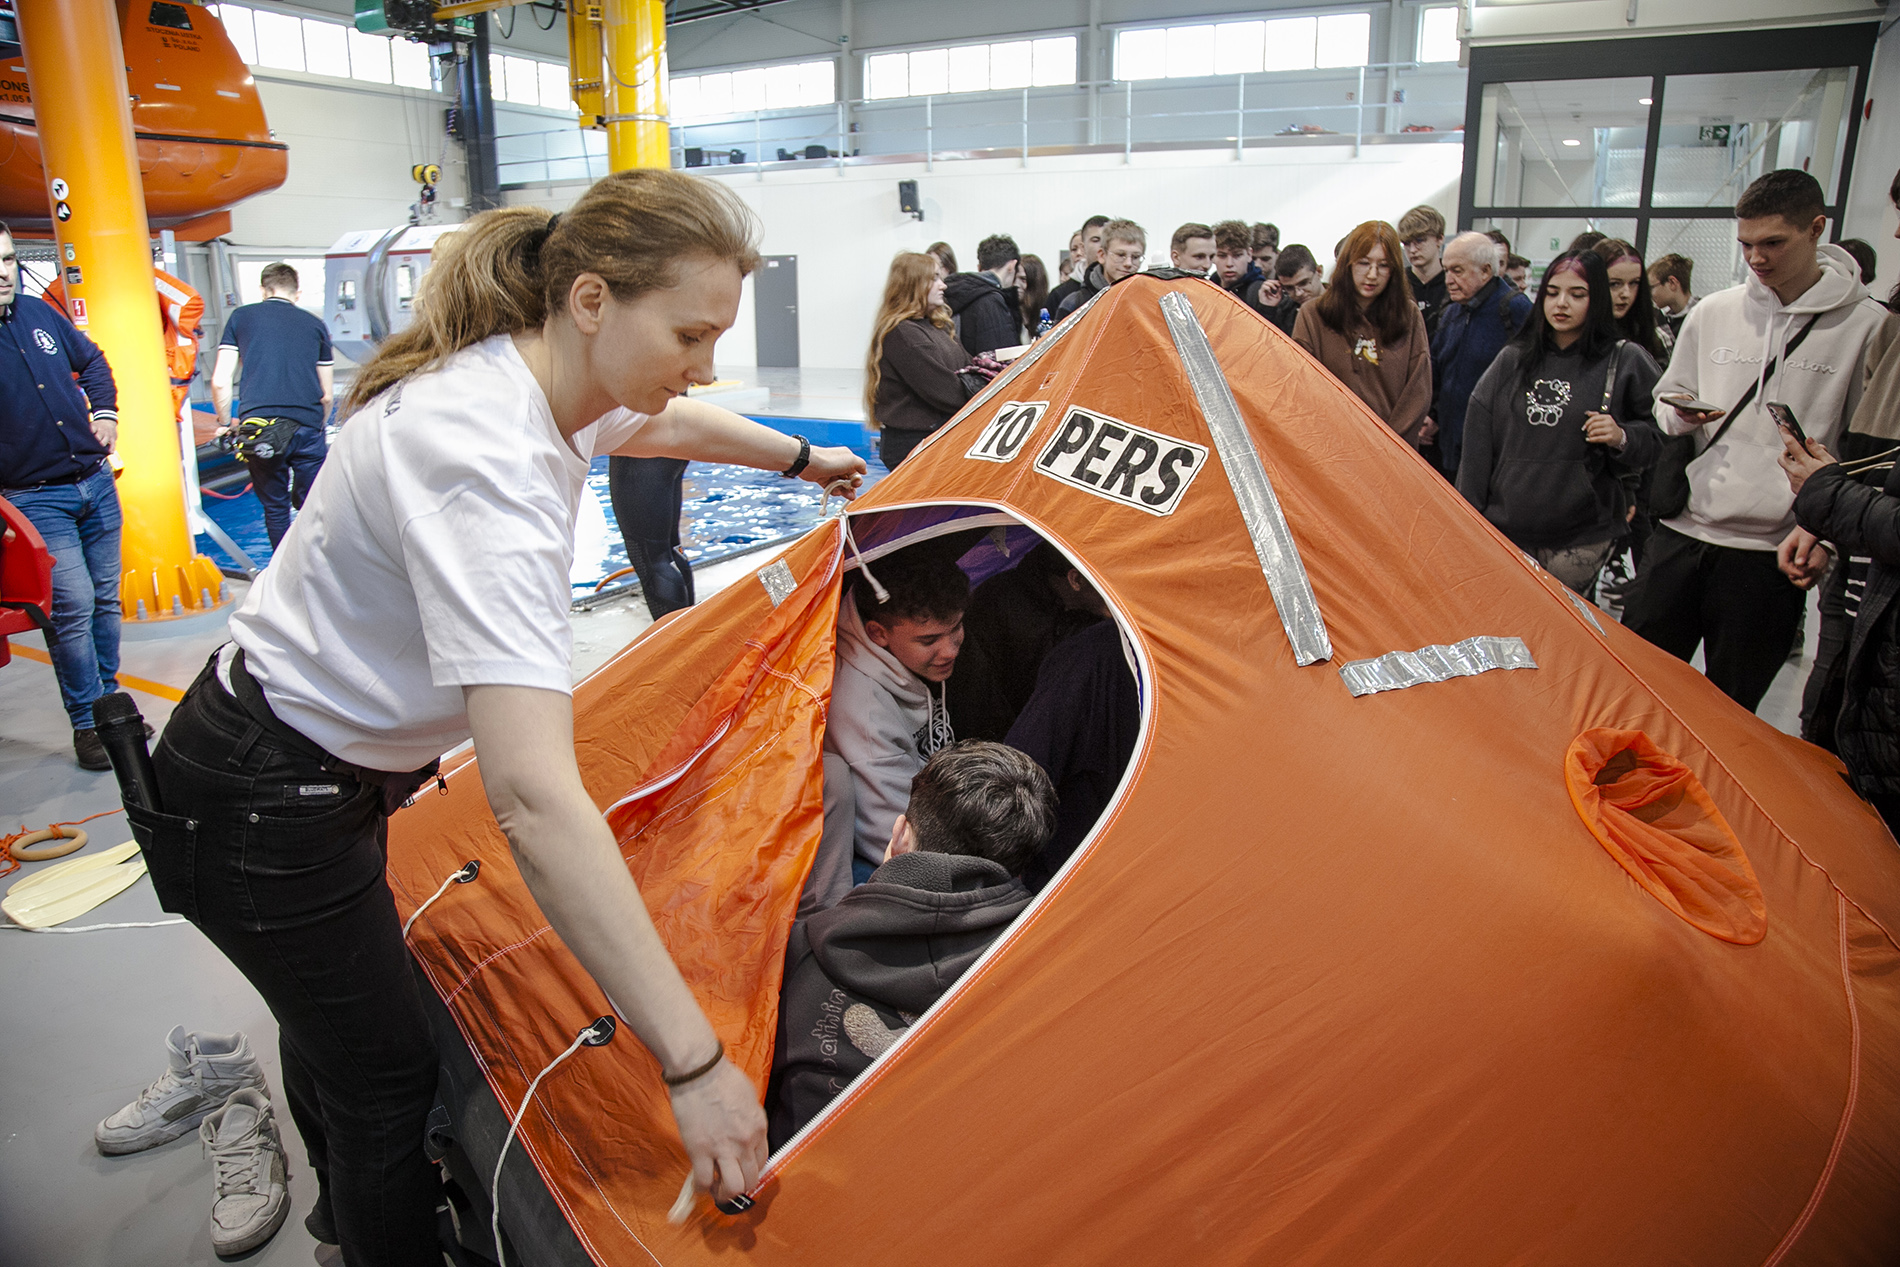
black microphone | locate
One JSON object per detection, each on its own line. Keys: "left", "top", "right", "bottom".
{"left": 92, "top": 692, "right": 163, "bottom": 813}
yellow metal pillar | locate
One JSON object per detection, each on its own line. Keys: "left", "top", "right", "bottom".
{"left": 568, "top": 1, "right": 605, "bottom": 127}
{"left": 16, "top": 0, "right": 222, "bottom": 619}
{"left": 603, "top": 0, "right": 670, "bottom": 171}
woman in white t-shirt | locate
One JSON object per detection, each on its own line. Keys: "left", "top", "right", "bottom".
{"left": 134, "top": 170, "right": 863, "bottom": 1264}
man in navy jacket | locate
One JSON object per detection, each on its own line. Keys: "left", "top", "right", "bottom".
{"left": 0, "top": 222, "right": 127, "bottom": 769}
{"left": 1429, "top": 231, "right": 1533, "bottom": 480}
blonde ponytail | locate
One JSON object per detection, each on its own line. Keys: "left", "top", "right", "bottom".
{"left": 345, "top": 169, "right": 761, "bottom": 415}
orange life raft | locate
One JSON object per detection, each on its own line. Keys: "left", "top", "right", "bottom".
{"left": 0, "top": 0, "right": 285, "bottom": 237}
{"left": 390, "top": 274, "right": 1900, "bottom": 1265}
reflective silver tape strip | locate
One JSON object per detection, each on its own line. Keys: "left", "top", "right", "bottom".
{"left": 1158, "top": 290, "right": 1332, "bottom": 667}
{"left": 1338, "top": 635, "right": 1536, "bottom": 698}
{"left": 757, "top": 559, "right": 796, "bottom": 607}
{"left": 1566, "top": 589, "right": 1605, "bottom": 634}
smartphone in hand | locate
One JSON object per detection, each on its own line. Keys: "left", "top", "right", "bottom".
{"left": 1766, "top": 401, "right": 1808, "bottom": 447}
{"left": 1661, "top": 392, "right": 1726, "bottom": 420}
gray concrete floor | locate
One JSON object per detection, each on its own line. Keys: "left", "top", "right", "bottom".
{"left": 0, "top": 496, "right": 1815, "bottom": 1266}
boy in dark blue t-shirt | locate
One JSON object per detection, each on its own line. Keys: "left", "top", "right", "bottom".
{"left": 212, "top": 262, "right": 334, "bottom": 549}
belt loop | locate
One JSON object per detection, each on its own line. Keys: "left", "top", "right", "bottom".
{"left": 228, "top": 721, "right": 263, "bottom": 768}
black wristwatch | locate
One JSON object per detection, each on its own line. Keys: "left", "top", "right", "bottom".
{"left": 780, "top": 434, "right": 811, "bottom": 479}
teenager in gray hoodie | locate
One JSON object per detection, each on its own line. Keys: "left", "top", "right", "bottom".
{"left": 819, "top": 548, "right": 969, "bottom": 898}
{"left": 769, "top": 741, "right": 1056, "bottom": 1149}
{"left": 1625, "top": 170, "right": 1889, "bottom": 710}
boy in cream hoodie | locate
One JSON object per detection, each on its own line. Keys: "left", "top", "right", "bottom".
{"left": 809, "top": 547, "right": 969, "bottom": 906}
{"left": 1627, "top": 169, "right": 1888, "bottom": 710}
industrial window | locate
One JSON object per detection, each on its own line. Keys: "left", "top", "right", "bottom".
{"left": 861, "top": 36, "right": 1077, "bottom": 101}
{"left": 1115, "top": 13, "right": 1370, "bottom": 81}
{"left": 672, "top": 60, "right": 835, "bottom": 119}
{"left": 1418, "top": 6, "right": 1460, "bottom": 63}
{"left": 211, "top": 4, "right": 439, "bottom": 92}
{"left": 489, "top": 52, "right": 570, "bottom": 108}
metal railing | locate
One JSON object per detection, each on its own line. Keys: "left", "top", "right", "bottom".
{"left": 495, "top": 64, "right": 1464, "bottom": 187}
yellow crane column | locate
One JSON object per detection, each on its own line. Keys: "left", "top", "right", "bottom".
{"left": 16, "top": 0, "right": 222, "bottom": 618}
{"left": 602, "top": 0, "right": 670, "bottom": 171}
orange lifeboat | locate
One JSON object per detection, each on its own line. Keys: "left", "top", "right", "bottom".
{"left": 0, "top": 0, "right": 286, "bottom": 238}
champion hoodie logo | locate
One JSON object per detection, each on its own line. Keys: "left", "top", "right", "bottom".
{"left": 1710, "top": 345, "right": 1839, "bottom": 374}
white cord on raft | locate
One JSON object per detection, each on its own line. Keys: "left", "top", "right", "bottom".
{"left": 402, "top": 860, "right": 480, "bottom": 940}
{"left": 492, "top": 1018, "right": 612, "bottom": 1267}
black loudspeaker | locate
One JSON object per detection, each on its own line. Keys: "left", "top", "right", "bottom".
{"left": 684, "top": 147, "right": 706, "bottom": 167}
{"left": 898, "top": 179, "right": 922, "bottom": 221}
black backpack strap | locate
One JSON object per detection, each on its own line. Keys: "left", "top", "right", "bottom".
{"left": 1704, "top": 314, "right": 1820, "bottom": 448}
{"left": 1601, "top": 340, "right": 1625, "bottom": 414}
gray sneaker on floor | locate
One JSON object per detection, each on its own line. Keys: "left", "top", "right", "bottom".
{"left": 95, "top": 1026, "right": 268, "bottom": 1155}
{"left": 200, "top": 1088, "right": 291, "bottom": 1257}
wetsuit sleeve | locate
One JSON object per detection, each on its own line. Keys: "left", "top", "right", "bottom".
{"left": 1795, "top": 463, "right": 1900, "bottom": 567}
{"left": 1455, "top": 353, "right": 1507, "bottom": 509}
{"left": 61, "top": 314, "right": 119, "bottom": 419}
{"left": 884, "top": 322, "right": 976, "bottom": 417}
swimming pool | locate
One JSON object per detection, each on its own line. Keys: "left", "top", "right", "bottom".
{"left": 195, "top": 418, "right": 886, "bottom": 595}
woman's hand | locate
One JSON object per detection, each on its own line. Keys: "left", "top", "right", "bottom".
{"left": 1777, "top": 429, "right": 1836, "bottom": 494}
{"left": 801, "top": 445, "right": 867, "bottom": 498}
{"left": 1582, "top": 411, "right": 1625, "bottom": 449}
{"left": 670, "top": 1060, "right": 769, "bottom": 1206}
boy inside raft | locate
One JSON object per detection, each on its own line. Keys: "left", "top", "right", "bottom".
{"left": 768, "top": 741, "right": 1057, "bottom": 1148}
{"left": 810, "top": 547, "right": 971, "bottom": 910}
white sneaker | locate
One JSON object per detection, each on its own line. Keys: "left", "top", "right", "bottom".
{"left": 200, "top": 1089, "right": 291, "bottom": 1257}
{"left": 95, "top": 1026, "right": 268, "bottom": 1156}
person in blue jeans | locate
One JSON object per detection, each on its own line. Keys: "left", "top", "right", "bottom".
{"left": 0, "top": 220, "right": 127, "bottom": 770}
{"left": 211, "top": 262, "right": 334, "bottom": 550}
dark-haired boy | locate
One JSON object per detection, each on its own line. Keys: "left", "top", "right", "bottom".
{"left": 769, "top": 741, "right": 1056, "bottom": 1147}
{"left": 822, "top": 547, "right": 969, "bottom": 890}
{"left": 1265, "top": 245, "right": 1321, "bottom": 334}
{"left": 1625, "top": 169, "right": 1887, "bottom": 711}
{"left": 944, "top": 234, "right": 1022, "bottom": 356}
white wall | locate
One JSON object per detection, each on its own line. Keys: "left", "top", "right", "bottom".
{"left": 229, "top": 69, "right": 465, "bottom": 250}
{"left": 507, "top": 137, "right": 1463, "bottom": 369}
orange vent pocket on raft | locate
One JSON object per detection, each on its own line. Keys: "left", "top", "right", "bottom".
{"left": 1564, "top": 728, "right": 1766, "bottom": 945}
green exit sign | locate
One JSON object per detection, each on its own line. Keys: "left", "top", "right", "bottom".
{"left": 1699, "top": 124, "right": 1732, "bottom": 144}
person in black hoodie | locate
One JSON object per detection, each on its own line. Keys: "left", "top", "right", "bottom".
{"left": 943, "top": 234, "right": 1023, "bottom": 356}
{"left": 1457, "top": 249, "right": 1662, "bottom": 596}
{"left": 768, "top": 741, "right": 1057, "bottom": 1148}
{"left": 944, "top": 542, "right": 1107, "bottom": 743}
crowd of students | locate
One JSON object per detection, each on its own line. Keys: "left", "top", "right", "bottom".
{"left": 794, "top": 163, "right": 1900, "bottom": 1145}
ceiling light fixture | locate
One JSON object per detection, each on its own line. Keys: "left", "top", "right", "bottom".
{"left": 1562, "top": 138, "right": 1582, "bottom": 146}
{"left": 1638, "top": 97, "right": 1653, "bottom": 106}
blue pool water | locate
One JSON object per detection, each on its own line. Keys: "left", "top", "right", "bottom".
{"left": 195, "top": 417, "right": 886, "bottom": 593}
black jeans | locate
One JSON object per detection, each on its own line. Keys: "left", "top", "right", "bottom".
{"left": 244, "top": 421, "right": 328, "bottom": 550}
{"left": 1623, "top": 524, "right": 1807, "bottom": 713}
{"left": 132, "top": 658, "right": 439, "bottom": 1266}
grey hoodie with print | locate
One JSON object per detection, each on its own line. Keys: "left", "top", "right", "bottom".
{"left": 823, "top": 596, "right": 954, "bottom": 869}
{"left": 1654, "top": 243, "right": 1888, "bottom": 551}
